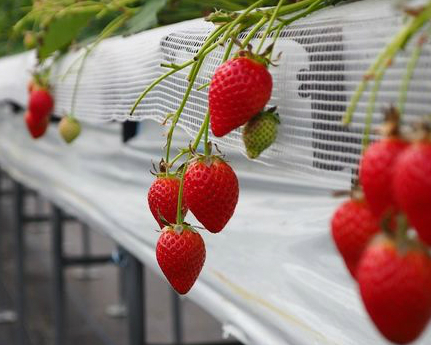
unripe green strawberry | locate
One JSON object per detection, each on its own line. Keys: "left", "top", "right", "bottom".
{"left": 242, "top": 108, "right": 279, "bottom": 159}
{"left": 59, "top": 116, "right": 81, "bottom": 144}
{"left": 24, "top": 31, "right": 37, "bottom": 49}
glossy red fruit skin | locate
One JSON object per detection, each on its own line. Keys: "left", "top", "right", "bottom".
{"left": 29, "top": 88, "right": 54, "bottom": 121}
{"left": 331, "top": 200, "right": 380, "bottom": 278}
{"left": 147, "top": 176, "right": 188, "bottom": 228}
{"left": 156, "top": 227, "right": 205, "bottom": 294}
{"left": 209, "top": 57, "right": 272, "bottom": 137}
{"left": 359, "top": 138, "right": 409, "bottom": 221}
{"left": 357, "top": 237, "right": 431, "bottom": 344}
{"left": 393, "top": 142, "right": 431, "bottom": 245}
{"left": 25, "top": 112, "right": 49, "bottom": 139}
{"left": 184, "top": 157, "right": 239, "bottom": 233}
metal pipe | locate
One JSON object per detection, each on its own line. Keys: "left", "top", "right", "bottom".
{"left": 52, "top": 205, "right": 65, "bottom": 345}
{"left": 13, "top": 182, "right": 26, "bottom": 345}
{"left": 171, "top": 291, "right": 183, "bottom": 344}
{"left": 126, "top": 252, "right": 145, "bottom": 345}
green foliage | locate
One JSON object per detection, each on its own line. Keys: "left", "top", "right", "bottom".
{"left": 38, "top": 11, "right": 94, "bottom": 60}
{"left": 0, "top": 0, "right": 32, "bottom": 57}
{"left": 0, "top": 0, "right": 282, "bottom": 59}
{"left": 125, "top": 0, "right": 168, "bottom": 35}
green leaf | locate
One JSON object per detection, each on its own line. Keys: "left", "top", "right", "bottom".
{"left": 38, "top": 11, "right": 94, "bottom": 61}
{"left": 125, "top": 0, "right": 168, "bottom": 35}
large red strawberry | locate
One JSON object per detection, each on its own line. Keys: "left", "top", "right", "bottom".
{"left": 393, "top": 140, "right": 431, "bottom": 245}
{"left": 184, "top": 156, "right": 239, "bottom": 233}
{"left": 156, "top": 226, "right": 205, "bottom": 294}
{"left": 209, "top": 54, "right": 272, "bottom": 137}
{"left": 357, "top": 235, "right": 431, "bottom": 344}
{"left": 29, "top": 87, "right": 54, "bottom": 121}
{"left": 148, "top": 175, "right": 188, "bottom": 228}
{"left": 25, "top": 111, "right": 49, "bottom": 139}
{"left": 359, "top": 108, "right": 409, "bottom": 221}
{"left": 359, "top": 138, "right": 409, "bottom": 221}
{"left": 331, "top": 198, "right": 380, "bottom": 278}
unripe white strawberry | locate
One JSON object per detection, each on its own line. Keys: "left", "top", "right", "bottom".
{"left": 59, "top": 116, "right": 81, "bottom": 144}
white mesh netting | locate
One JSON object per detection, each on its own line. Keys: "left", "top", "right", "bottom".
{"left": 26, "top": 0, "right": 431, "bottom": 187}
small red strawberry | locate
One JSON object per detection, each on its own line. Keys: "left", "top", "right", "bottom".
{"left": 184, "top": 156, "right": 239, "bottom": 233}
{"left": 359, "top": 108, "right": 409, "bottom": 220}
{"left": 331, "top": 198, "right": 380, "bottom": 278}
{"left": 357, "top": 235, "right": 431, "bottom": 344}
{"left": 29, "top": 87, "right": 54, "bottom": 121}
{"left": 209, "top": 53, "right": 272, "bottom": 137}
{"left": 148, "top": 175, "right": 188, "bottom": 228}
{"left": 393, "top": 139, "right": 431, "bottom": 245}
{"left": 156, "top": 225, "right": 205, "bottom": 294}
{"left": 25, "top": 111, "right": 49, "bottom": 139}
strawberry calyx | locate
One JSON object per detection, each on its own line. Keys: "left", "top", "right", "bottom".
{"left": 150, "top": 158, "right": 182, "bottom": 178}
{"left": 380, "top": 106, "right": 403, "bottom": 138}
{"left": 410, "top": 120, "right": 431, "bottom": 143}
{"left": 161, "top": 223, "right": 200, "bottom": 235}
{"left": 188, "top": 149, "right": 228, "bottom": 168}
{"left": 234, "top": 42, "right": 275, "bottom": 68}
{"left": 332, "top": 186, "right": 365, "bottom": 202}
{"left": 377, "top": 212, "right": 428, "bottom": 255}
{"left": 256, "top": 106, "right": 280, "bottom": 123}
{"left": 205, "top": 9, "right": 238, "bottom": 24}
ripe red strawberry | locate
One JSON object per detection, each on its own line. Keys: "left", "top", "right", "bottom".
{"left": 331, "top": 199, "right": 380, "bottom": 278}
{"left": 184, "top": 156, "right": 239, "bottom": 233}
{"left": 359, "top": 137, "right": 409, "bottom": 221}
{"left": 29, "top": 88, "right": 54, "bottom": 121}
{"left": 25, "top": 111, "right": 49, "bottom": 139}
{"left": 156, "top": 226, "right": 205, "bottom": 294}
{"left": 209, "top": 55, "right": 272, "bottom": 137}
{"left": 148, "top": 175, "right": 188, "bottom": 228}
{"left": 393, "top": 140, "right": 431, "bottom": 245}
{"left": 357, "top": 235, "right": 431, "bottom": 344}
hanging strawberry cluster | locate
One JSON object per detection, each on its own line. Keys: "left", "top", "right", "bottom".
{"left": 332, "top": 109, "right": 431, "bottom": 344}
{"left": 25, "top": 72, "right": 54, "bottom": 139}
{"left": 331, "top": 2, "right": 431, "bottom": 344}
{"left": 135, "top": 0, "right": 346, "bottom": 294}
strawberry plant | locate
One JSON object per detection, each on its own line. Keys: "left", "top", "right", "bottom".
{"left": 331, "top": 2, "right": 431, "bottom": 343}
{"left": 127, "top": 0, "right": 348, "bottom": 293}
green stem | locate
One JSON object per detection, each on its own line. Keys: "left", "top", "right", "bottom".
{"left": 165, "top": 57, "right": 205, "bottom": 166}
{"left": 70, "top": 12, "right": 129, "bottom": 116}
{"left": 129, "top": 60, "right": 194, "bottom": 115}
{"left": 344, "top": 4, "right": 431, "bottom": 125}
{"left": 176, "top": 160, "right": 188, "bottom": 224}
{"left": 362, "top": 64, "right": 386, "bottom": 150}
{"left": 169, "top": 112, "right": 210, "bottom": 166}
{"left": 256, "top": 0, "right": 284, "bottom": 54}
{"left": 220, "top": 0, "right": 268, "bottom": 44}
{"left": 241, "top": 16, "right": 268, "bottom": 47}
{"left": 203, "top": 111, "right": 210, "bottom": 156}
{"left": 397, "top": 27, "right": 430, "bottom": 117}
{"left": 174, "top": 112, "right": 210, "bottom": 224}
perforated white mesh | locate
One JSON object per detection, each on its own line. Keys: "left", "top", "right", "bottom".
{"left": 51, "top": 0, "right": 431, "bottom": 188}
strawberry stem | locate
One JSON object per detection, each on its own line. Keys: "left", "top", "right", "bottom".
{"left": 256, "top": 0, "right": 285, "bottom": 54}
{"left": 361, "top": 60, "right": 387, "bottom": 151}
{"left": 344, "top": 3, "right": 431, "bottom": 126}
{"left": 70, "top": 12, "right": 130, "bottom": 116}
{"left": 165, "top": 57, "right": 204, "bottom": 168}
{"left": 397, "top": 27, "right": 430, "bottom": 117}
